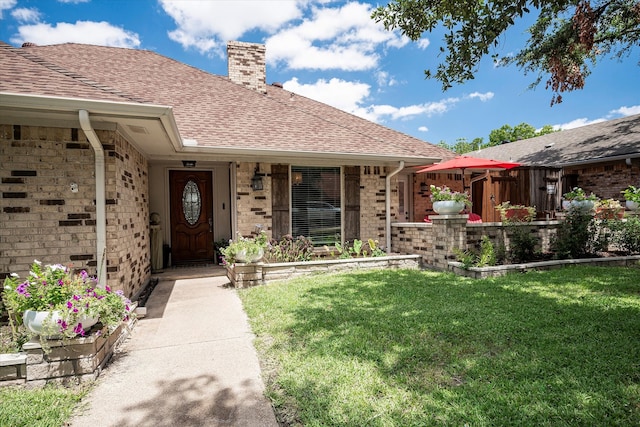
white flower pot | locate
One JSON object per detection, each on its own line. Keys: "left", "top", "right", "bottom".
{"left": 23, "top": 310, "right": 99, "bottom": 337}
{"left": 433, "top": 201, "right": 465, "bottom": 215}
{"left": 562, "top": 200, "right": 571, "bottom": 211}
{"left": 626, "top": 200, "right": 639, "bottom": 211}
{"left": 570, "top": 200, "right": 595, "bottom": 212}
{"left": 235, "top": 247, "right": 264, "bottom": 263}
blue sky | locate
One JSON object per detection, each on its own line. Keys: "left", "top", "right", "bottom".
{"left": 1, "top": 0, "right": 638, "bottom": 147}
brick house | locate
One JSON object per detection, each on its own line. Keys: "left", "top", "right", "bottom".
{"left": 0, "top": 40, "right": 454, "bottom": 296}
{"left": 467, "top": 114, "right": 640, "bottom": 221}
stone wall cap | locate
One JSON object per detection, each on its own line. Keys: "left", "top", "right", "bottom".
{"left": 0, "top": 352, "right": 27, "bottom": 366}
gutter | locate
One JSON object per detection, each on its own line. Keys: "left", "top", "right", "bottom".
{"left": 78, "top": 110, "right": 107, "bottom": 288}
{"left": 559, "top": 153, "right": 640, "bottom": 168}
{"left": 385, "top": 161, "right": 404, "bottom": 254}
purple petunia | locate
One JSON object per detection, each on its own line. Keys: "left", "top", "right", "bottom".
{"left": 16, "top": 282, "right": 29, "bottom": 296}
{"left": 73, "top": 323, "right": 85, "bottom": 336}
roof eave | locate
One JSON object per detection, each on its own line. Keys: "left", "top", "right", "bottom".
{"left": 173, "top": 145, "right": 442, "bottom": 167}
{"left": 0, "top": 92, "right": 182, "bottom": 151}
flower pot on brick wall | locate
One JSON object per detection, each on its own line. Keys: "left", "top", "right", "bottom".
{"left": 23, "top": 310, "right": 98, "bottom": 338}
{"left": 626, "top": 200, "right": 639, "bottom": 211}
{"left": 433, "top": 201, "right": 465, "bottom": 215}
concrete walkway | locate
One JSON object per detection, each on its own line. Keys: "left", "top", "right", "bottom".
{"left": 70, "top": 270, "right": 278, "bottom": 427}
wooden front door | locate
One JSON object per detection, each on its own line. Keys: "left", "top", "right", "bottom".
{"left": 169, "top": 170, "right": 214, "bottom": 264}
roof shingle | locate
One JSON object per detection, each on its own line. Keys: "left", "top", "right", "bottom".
{"left": 0, "top": 41, "right": 454, "bottom": 162}
{"left": 472, "top": 114, "right": 640, "bottom": 166}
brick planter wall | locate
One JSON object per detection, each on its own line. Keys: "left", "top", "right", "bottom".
{"left": 227, "top": 255, "right": 422, "bottom": 288}
{"left": 392, "top": 219, "right": 563, "bottom": 270}
{"left": 0, "top": 321, "right": 132, "bottom": 388}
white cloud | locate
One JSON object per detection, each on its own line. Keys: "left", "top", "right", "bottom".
{"left": 0, "top": 0, "right": 16, "bottom": 19}
{"left": 554, "top": 117, "right": 606, "bottom": 130}
{"left": 416, "top": 38, "right": 430, "bottom": 49}
{"left": 468, "top": 91, "right": 494, "bottom": 102}
{"left": 375, "top": 70, "right": 398, "bottom": 88}
{"left": 610, "top": 105, "right": 640, "bottom": 116}
{"left": 553, "top": 105, "right": 640, "bottom": 131}
{"left": 159, "top": 0, "right": 302, "bottom": 55}
{"left": 57, "top": 0, "right": 90, "bottom": 3}
{"left": 418, "top": 126, "right": 429, "bottom": 132}
{"left": 266, "top": 2, "right": 407, "bottom": 71}
{"left": 11, "top": 7, "right": 40, "bottom": 23}
{"left": 10, "top": 21, "right": 140, "bottom": 48}
{"left": 284, "top": 76, "right": 460, "bottom": 123}
{"left": 284, "top": 77, "right": 370, "bottom": 113}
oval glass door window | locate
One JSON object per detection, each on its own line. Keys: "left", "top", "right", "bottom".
{"left": 182, "top": 180, "right": 201, "bottom": 225}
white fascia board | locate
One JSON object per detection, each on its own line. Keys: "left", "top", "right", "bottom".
{"left": 176, "top": 145, "right": 442, "bottom": 167}
{"left": 0, "top": 92, "right": 182, "bottom": 147}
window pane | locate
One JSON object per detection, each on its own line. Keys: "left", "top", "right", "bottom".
{"left": 182, "top": 180, "right": 201, "bottom": 225}
{"left": 291, "top": 167, "right": 341, "bottom": 245}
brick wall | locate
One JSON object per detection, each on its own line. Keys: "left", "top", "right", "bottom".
{"left": 392, "top": 219, "right": 561, "bottom": 269}
{"left": 413, "top": 173, "right": 463, "bottom": 221}
{"left": 0, "top": 125, "right": 149, "bottom": 296}
{"left": 1, "top": 124, "right": 97, "bottom": 279}
{"left": 236, "top": 162, "right": 272, "bottom": 238}
{"left": 360, "top": 166, "right": 396, "bottom": 242}
{"left": 100, "top": 130, "right": 150, "bottom": 296}
{"left": 227, "top": 41, "right": 267, "bottom": 94}
{"left": 569, "top": 160, "right": 640, "bottom": 200}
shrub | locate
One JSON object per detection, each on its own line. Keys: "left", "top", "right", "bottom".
{"left": 551, "top": 210, "right": 596, "bottom": 259}
{"left": 454, "top": 236, "right": 496, "bottom": 268}
{"left": 333, "top": 239, "right": 386, "bottom": 258}
{"left": 508, "top": 226, "right": 539, "bottom": 263}
{"left": 265, "top": 235, "right": 315, "bottom": 262}
{"left": 610, "top": 216, "right": 640, "bottom": 254}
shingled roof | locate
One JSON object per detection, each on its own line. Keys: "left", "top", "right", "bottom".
{"left": 472, "top": 114, "right": 640, "bottom": 167}
{"left": 0, "top": 41, "right": 453, "bottom": 164}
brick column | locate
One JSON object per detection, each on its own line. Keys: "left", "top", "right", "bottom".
{"left": 430, "top": 214, "right": 468, "bottom": 270}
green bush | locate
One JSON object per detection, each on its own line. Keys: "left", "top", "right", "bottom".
{"left": 507, "top": 225, "right": 538, "bottom": 263}
{"left": 454, "top": 236, "right": 496, "bottom": 268}
{"left": 610, "top": 216, "right": 640, "bottom": 254}
{"left": 551, "top": 210, "right": 596, "bottom": 259}
{"left": 266, "top": 235, "right": 315, "bottom": 262}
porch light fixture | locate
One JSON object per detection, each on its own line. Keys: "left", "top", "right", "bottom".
{"left": 546, "top": 183, "right": 557, "bottom": 195}
{"left": 251, "top": 163, "right": 264, "bottom": 191}
{"left": 292, "top": 171, "right": 303, "bottom": 185}
{"left": 182, "top": 160, "right": 196, "bottom": 168}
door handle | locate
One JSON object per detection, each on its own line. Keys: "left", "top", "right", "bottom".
{"left": 208, "top": 217, "right": 213, "bottom": 233}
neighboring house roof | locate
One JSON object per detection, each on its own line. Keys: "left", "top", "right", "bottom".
{"left": 472, "top": 114, "right": 640, "bottom": 167}
{"left": 0, "top": 41, "right": 453, "bottom": 165}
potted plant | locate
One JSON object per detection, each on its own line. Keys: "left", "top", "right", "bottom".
{"left": 220, "top": 231, "right": 268, "bottom": 264}
{"left": 214, "top": 238, "right": 230, "bottom": 265}
{"left": 495, "top": 201, "right": 536, "bottom": 222}
{"left": 562, "top": 187, "right": 598, "bottom": 212}
{"left": 595, "top": 199, "right": 624, "bottom": 219}
{"left": 429, "top": 185, "right": 471, "bottom": 214}
{"left": 621, "top": 185, "right": 640, "bottom": 211}
{"left": 2, "top": 260, "right": 132, "bottom": 349}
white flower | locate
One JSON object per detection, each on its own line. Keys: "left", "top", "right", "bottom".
{"left": 34, "top": 259, "right": 42, "bottom": 265}
{"left": 10, "top": 273, "right": 19, "bottom": 278}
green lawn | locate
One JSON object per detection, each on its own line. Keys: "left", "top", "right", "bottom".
{"left": 239, "top": 266, "right": 640, "bottom": 426}
{"left": 0, "top": 384, "right": 87, "bottom": 427}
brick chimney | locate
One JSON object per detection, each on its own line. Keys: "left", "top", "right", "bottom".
{"left": 227, "top": 41, "right": 267, "bottom": 94}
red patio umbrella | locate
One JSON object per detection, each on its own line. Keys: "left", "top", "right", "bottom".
{"left": 416, "top": 155, "right": 521, "bottom": 191}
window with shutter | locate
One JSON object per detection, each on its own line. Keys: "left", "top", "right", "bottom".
{"left": 291, "top": 166, "right": 341, "bottom": 246}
